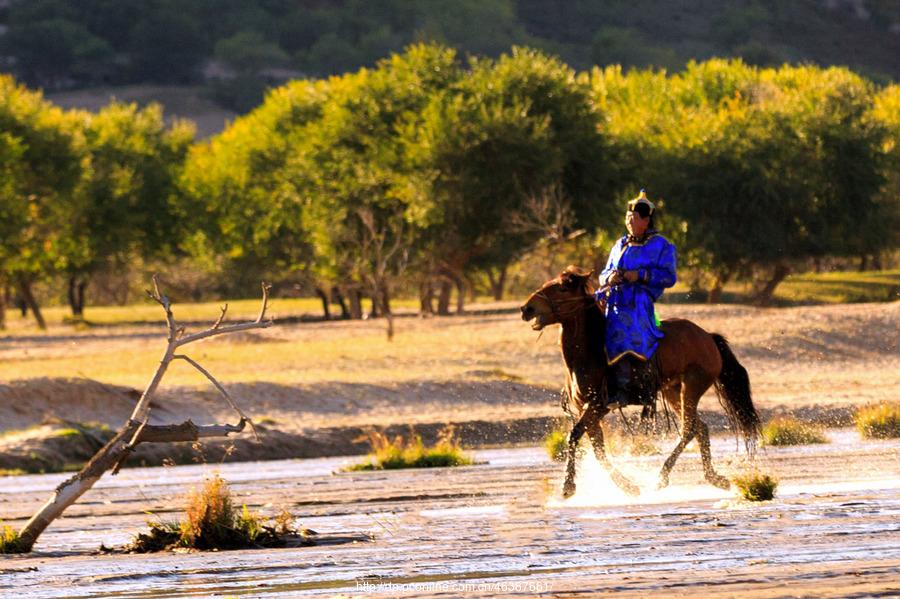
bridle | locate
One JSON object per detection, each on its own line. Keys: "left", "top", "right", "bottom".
{"left": 531, "top": 289, "right": 596, "bottom": 321}
{"left": 530, "top": 282, "right": 612, "bottom": 321}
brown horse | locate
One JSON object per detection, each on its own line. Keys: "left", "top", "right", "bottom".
{"left": 520, "top": 266, "right": 760, "bottom": 498}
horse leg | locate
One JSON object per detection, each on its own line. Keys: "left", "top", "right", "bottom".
{"left": 562, "top": 404, "right": 599, "bottom": 498}
{"left": 585, "top": 420, "right": 640, "bottom": 497}
{"left": 657, "top": 374, "right": 701, "bottom": 490}
{"left": 696, "top": 418, "right": 730, "bottom": 490}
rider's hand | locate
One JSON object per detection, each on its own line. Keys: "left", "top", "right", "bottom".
{"left": 623, "top": 270, "right": 640, "bottom": 283}
{"left": 606, "top": 271, "right": 624, "bottom": 286}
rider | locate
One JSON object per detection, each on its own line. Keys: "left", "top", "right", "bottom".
{"left": 596, "top": 189, "right": 677, "bottom": 411}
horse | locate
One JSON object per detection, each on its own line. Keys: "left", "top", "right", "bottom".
{"left": 520, "top": 266, "right": 760, "bottom": 498}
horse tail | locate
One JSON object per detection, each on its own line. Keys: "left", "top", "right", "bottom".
{"left": 711, "top": 333, "right": 760, "bottom": 455}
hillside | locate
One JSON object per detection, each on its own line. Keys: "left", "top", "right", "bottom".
{"left": 2, "top": 0, "right": 899, "bottom": 118}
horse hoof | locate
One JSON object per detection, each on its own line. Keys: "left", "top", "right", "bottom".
{"left": 656, "top": 477, "right": 669, "bottom": 490}
{"left": 562, "top": 482, "right": 576, "bottom": 499}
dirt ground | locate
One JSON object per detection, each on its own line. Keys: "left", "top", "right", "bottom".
{"left": 1, "top": 301, "right": 898, "bottom": 597}
{"left": 0, "top": 301, "right": 897, "bottom": 438}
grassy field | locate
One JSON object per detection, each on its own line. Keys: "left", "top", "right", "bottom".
{"left": 662, "top": 270, "right": 900, "bottom": 305}
{"left": 0, "top": 269, "right": 896, "bottom": 392}
{"left": 3, "top": 270, "right": 897, "bottom": 334}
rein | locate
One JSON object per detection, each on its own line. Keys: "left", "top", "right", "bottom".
{"left": 532, "top": 290, "right": 596, "bottom": 320}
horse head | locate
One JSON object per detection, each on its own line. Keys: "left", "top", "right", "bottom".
{"left": 520, "top": 265, "right": 595, "bottom": 330}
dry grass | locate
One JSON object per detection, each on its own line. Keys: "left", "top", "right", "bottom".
{"left": 762, "top": 417, "right": 828, "bottom": 446}
{"left": 543, "top": 428, "right": 569, "bottom": 462}
{"left": 855, "top": 402, "right": 900, "bottom": 439}
{"left": 129, "top": 473, "right": 311, "bottom": 552}
{"left": 346, "top": 426, "right": 474, "bottom": 471}
{"left": 733, "top": 471, "right": 779, "bottom": 501}
{"left": 0, "top": 523, "right": 27, "bottom": 554}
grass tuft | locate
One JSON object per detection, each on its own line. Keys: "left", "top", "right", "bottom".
{"left": 543, "top": 428, "right": 568, "bottom": 462}
{"left": 0, "top": 469, "right": 27, "bottom": 477}
{"left": 762, "top": 417, "right": 828, "bottom": 446}
{"left": 855, "top": 402, "right": 900, "bottom": 439}
{"left": 346, "top": 426, "right": 473, "bottom": 471}
{"left": 0, "top": 522, "right": 28, "bottom": 554}
{"left": 732, "top": 471, "right": 778, "bottom": 502}
{"left": 129, "top": 473, "right": 313, "bottom": 552}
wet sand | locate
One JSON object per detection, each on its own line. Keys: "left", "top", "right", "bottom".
{"left": 1, "top": 430, "right": 898, "bottom": 597}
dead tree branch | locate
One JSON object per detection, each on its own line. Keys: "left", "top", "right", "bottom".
{"left": 15, "top": 278, "right": 273, "bottom": 552}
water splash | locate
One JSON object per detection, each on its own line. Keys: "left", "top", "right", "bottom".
{"left": 546, "top": 451, "right": 732, "bottom": 508}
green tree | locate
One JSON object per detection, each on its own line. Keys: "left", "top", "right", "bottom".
{"left": 406, "top": 47, "right": 615, "bottom": 310}
{"left": 180, "top": 77, "right": 332, "bottom": 296}
{"left": 0, "top": 75, "right": 84, "bottom": 328}
{"left": 67, "top": 102, "right": 194, "bottom": 317}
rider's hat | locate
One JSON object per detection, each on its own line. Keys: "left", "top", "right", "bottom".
{"left": 626, "top": 189, "right": 655, "bottom": 217}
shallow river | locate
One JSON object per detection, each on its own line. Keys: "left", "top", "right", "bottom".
{"left": 1, "top": 430, "right": 899, "bottom": 597}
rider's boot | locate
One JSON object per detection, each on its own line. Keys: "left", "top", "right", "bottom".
{"left": 631, "top": 357, "right": 656, "bottom": 407}
{"left": 605, "top": 358, "right": 632, "bottom": 411}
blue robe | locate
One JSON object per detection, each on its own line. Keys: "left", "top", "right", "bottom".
{"left": 595, "top": 232, "right": 677, "bottom": 365}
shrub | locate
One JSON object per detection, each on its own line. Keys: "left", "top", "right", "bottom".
{"left": 346, "top": 426, "right": 474, "bottom": 471}
{"left": 543, "top": 428, "right": 568, "bottom": 462}
{"left": 129, "top": 474, "right": 312, "bottom": 552}
{"left": 855, "top": 402, "right": 900, "bottom": 439}
{"left": 0, "top": 523, "right": 27, "bottom": 554}
{"left": 732, "top": 471, "right": 778, "bottom": 501}
{"left": 762, "top": 417, "right": 828, "bottom": 446}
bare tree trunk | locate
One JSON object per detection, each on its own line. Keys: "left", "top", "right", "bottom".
{"left": 378, "top": 282, "right": 394, "bottom": 341}
{"left": 813, "top": 257, "right": 822, "bottom": 273}
{"left": 487, "top": 265, "right": 507, "bottom": 301}
{"left": 437, "top": 279, "right": 452, "bottom": 315}
{"left": 331, "top": 286, "right": 350, "bottom": 319}
{"left": 454, "top": 273, "right": 466, "bottom": 314}
{"left": 419, "top": 278, "right": 434, "bottom": 316}
{"left": 17, "top": 276, "right": 46, "bottom": 330}
{"left": 368, "top": 293, "right": 379, "bottom": 318}
{"left": 347, "top": 289, "right": 363, "bottom": 319}
{"left": 314, "top": 287, "right": 331, "bottom": 320}
{"left": 872, "top": 253, "right": 883, "bottom": 270}
{"left": 14, "top": 278, "right": 271, "bottom": 552}
{"left": 753, "top": 263, "right": 790, "bottom": 307}
{"left": 67, "top": 275, "right": 88, "bottom": 318}
{"left": 859, "top": 254, "right": 868, "bottom": 272}
{"left": 708, "top": 269, "right": 731, "bottom": 304}
{"left": 0, "top": 280, "right": 6, "bottom": 330}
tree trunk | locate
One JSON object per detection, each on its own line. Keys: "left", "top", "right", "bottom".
{"left": 859, "top": 254, "right": 868, "bottom": 272}
{"left": 813, "top": 257, "right": 822, "bottom": 273}
{"left": 753, "top": 263, "right": 790, "bottom": 307}
{"left": 487, "top": 266, "right": 507, "bottom": 301}
{"left": 437, "top": 279, "right": 452, "bottom": 315}
{"left": 708, "top": 269, "right": 731, "bottom": 304}
{"left": 0, "top": 282, "right": 5, "bottom": 330}
{"left": 331, "top": 286, "right": 350, "bottom": 319}
{"left": 454, "top": 274, "right": 466, "bottom": 314}
{"left": 872, "top": 253, "right": 882, "bottom": 270}
{"left": 67, "top": 275, "right": 88, "bottom": 318}
{"left": 348, "top": 289, "right": 363, "bottom": 320}
{"left": 315, "top": 287, "right": 331, "bottom": 320}
{"left": 17, "top": 276, "right": 46, "bottom": 330}
{"left": 379, "top": 282, "right": 394, "bottom": 341}
{"left": 419, "top": 278, "right": 434, "bottom": 316}
{"left": 368, "top": 293, "right": 379, "bottom": 318}
{"left": 17, "top": 423, "right": 138, "bottom": 550}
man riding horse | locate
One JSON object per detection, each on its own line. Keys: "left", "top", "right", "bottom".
{"left": 598, "top": 189, "right": 676, "bottom": 412}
